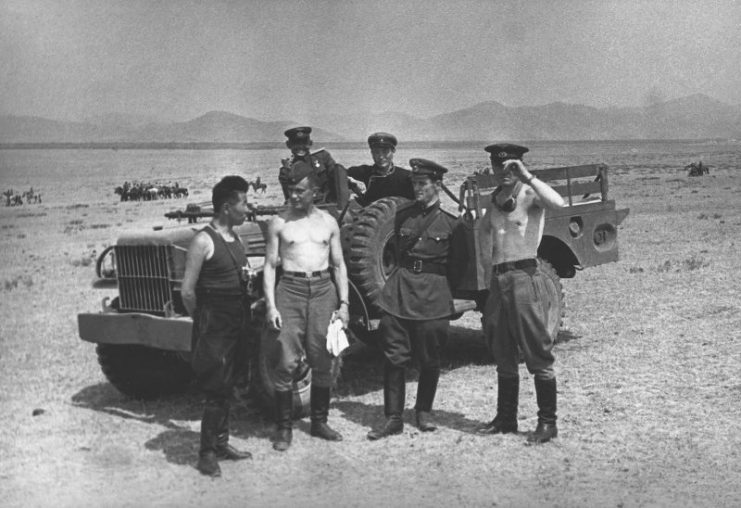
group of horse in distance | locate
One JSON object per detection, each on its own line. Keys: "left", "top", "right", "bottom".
{"left": 113, "top": 178, "right": 266, "bottom": 203}
{"left": 114, "top": 181, "right": 189, "bottom": 202}
{"left": 3, "top": 187, "right": 41, "bottom": 206}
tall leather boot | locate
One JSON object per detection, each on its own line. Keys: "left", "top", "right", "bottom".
{"left": 477, "top": 375, "right": 519, "bottom": 435}
{"left": 528, "top": 377, "right": 558, "bottom": 444}
{"left": 367, "top": 364, "right": 405, "bottom": 440}
{"left": 197, "top": 401, "right": 223, "bottom": 477}
{"left": 310, "top": 386, "right": 343, "bottom": 441}
{"left": 215, "top": 400, "right": 252, "bottom": 461}
{"left": 272, "top": 390, "right": 293, "bottom": 452}
{"left": 414, "top": 367, "right": 440, "bottom": 432}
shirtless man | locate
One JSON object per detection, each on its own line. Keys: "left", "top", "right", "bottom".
{"left": 476, "top": 143, "right": 566, "bottom": 444}
{"left": 263, "top": 169, "right": 350, "bottom": 451}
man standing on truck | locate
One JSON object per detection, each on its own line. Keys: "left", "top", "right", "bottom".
{"left": 181, "top": 175, "right": 254, "bottom": 477}
{"left": 346, "top": 132, "right": 415, "bottom": 206}
{"left": 476, "top": 144, "right": 566, "bottom": 444}
{"left": 367, "top": 158, "right": 458, "bottom": 440}
{"left": 278, "top": 126, "right": 343, "bottom": 204}
{"left": 263, "top": 166, "right": 350, "bottom": 452}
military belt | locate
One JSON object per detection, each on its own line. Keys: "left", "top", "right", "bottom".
{"left": 282, "top": 268, "right": 331, "bottom": 278}
{"left": 400, "top": 258, "right": 447, "bottom": 275}
{"left": 491, "top": 258, "right": 537, "bottom": 274}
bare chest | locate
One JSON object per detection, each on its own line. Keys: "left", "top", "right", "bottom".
{"left": 280, "top": 218, "right": 331, "bottom": 247}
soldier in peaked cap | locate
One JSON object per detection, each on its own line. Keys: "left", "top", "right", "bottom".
{"left": 346, "top": 132, "right": 414, "bottom": 206}
{"left": 367, "top": 158, "right": 459, "bottom": 440}
{"left": 278, "top": 126, "right": 343, "bottom": 204}
{"left": 476, "top": 143, "right": 567, "bottom": 444}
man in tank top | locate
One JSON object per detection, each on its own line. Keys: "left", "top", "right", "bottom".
{"left": 263, "top": 167, "right": 350, "bottom": 452}
{"left": 181, "top": 176, "right": 253, "bottom": 477}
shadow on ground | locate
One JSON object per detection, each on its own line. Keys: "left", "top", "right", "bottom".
{"left": 71, "top": 382, "right": 272, "bottom": 468}
{"left": 333, "top": 400, "right": 484, "bottom": 435}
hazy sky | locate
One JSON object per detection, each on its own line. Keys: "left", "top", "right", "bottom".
{"left": 2, "top": 0, "right": 740, "bottom": 121}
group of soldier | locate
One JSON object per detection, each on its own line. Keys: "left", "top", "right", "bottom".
{"left": 181, "top": 126, "right": 566, "bottom": 477}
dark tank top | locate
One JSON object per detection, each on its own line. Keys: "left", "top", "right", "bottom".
{"left": 196, "top": 225, "right": 246, "bottom": 297}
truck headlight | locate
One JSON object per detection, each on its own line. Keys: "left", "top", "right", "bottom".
{"left": 95, "top": 246, "right": 117, "bottom": 279}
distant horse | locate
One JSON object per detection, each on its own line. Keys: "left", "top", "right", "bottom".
{"left": 173, "top": 187, "right": 189, "bottom": 198}
{"left": 249, "top": 177, "right": 267, "bottom": 193}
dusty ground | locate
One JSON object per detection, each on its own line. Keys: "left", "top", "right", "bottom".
{"left": 1, "top": 164, "right": 740, "bottom": 507}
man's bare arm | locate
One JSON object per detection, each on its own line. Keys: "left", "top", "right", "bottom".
{"left": 263, "top": 216, "right": 283, "bottom": 329}
{"left": 507, "top": 160, "right": 566, "bottom": 210}
{"left": 328, "top": 216, "right": 350, "bottom": 327}
{"left": 181, "top": 233, "right": 210, "bottom": 317}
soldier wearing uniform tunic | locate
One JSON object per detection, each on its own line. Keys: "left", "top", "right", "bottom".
{"left": 476, "top": 144, "right": 566, "bottom": 444}
{"left": 278, "top": 126, "right": 342, "bottom": 204}
{"left": 367, "top": 158, "right": 458, "bottom": 440}
{"left": 346, "top": 132, "right": 414, "bottom": 206}
{"left": 181, "top": 176, "right": 254, "bottom": 477}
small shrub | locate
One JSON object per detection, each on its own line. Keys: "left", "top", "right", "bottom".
{"left": 629, "top": 266, "right": 644, "bottom": 273}
{"left": 682, "top": 255, "right": 709, "bottom": 271}
{"left": 2, "top": 275, "right": 33, "bottom": 291}
{"left": 656, "top": 260, "right": 672, "bottom": 273}
{"left": 697, "top": 213, "right": 708, "bottom": 220}
{"left": 712, "top": 213, "right": 722, "bottom": 219}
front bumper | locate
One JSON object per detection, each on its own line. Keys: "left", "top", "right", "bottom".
{"left": 78, "top": 311, "right": 193, "bottom": 352}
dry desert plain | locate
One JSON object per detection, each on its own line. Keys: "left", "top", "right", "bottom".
{"left": 0, "top": 159, "right": 740, "bottom": 507}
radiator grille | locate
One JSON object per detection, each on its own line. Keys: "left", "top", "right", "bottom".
{"left": 115, "top": 245, "right": 173, "bottom": 314}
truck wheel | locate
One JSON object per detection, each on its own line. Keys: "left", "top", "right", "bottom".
{"left": 347, "top": 197, "right": 411, "bottom": 307}
{"left": 250, "top": 326, "right": 312, "bottom": 419}
{"left": 96, "top": 344, "right": 193, "bottom": 399}
{"left": 538, "top": 258, "right": 566, "bottom": 341}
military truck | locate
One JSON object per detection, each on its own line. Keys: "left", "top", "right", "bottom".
{"left": 78, "top": 163, "right": 628, "bottom": 414}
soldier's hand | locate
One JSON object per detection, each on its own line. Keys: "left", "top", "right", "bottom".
{"left": 267, "top": 307, "right": 282, "bottom": 330}
{"left": 347, "top": 177, "right": 366, "bottom": 195}
{"left": 504, "top": 159, "right": 532, "bottom": 182}
{"left": 280, "top": 158, "right": 292, "bottom": 170}
{"left": 337, "top": 305, "right": 350, "bottom": 329}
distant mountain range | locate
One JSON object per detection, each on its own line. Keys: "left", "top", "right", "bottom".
{"left": 2, "top": 94, "right": 740, "bottom": 144}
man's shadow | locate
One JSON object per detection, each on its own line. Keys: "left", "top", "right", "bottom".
{"left": 71, "top": 382, "right": 271, "bottom": 467}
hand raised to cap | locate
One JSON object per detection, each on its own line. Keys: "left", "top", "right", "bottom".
{"left": 504, "top": 159, "right": 532, "bottom": 182}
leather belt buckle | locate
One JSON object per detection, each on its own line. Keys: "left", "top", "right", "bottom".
{"left": 412, "top": 259, "right": 423, "bottom": 273}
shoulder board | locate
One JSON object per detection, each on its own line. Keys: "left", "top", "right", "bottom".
{"left": 311, "top": 147, "right": 326, "bottom": 155}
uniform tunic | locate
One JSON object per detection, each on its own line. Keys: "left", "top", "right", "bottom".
{"left": 278, "top": 150, "right": 340, "bottom": 203}
{"left": 346, "top": 164, "right": 414, "bottom": 206}
{"left": 191, "top": 226, "right": 251, "bottom": 399}
{"left": 377, "top": 201, "right": 458, "bottom": 369}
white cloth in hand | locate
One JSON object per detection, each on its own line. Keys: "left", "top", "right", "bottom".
{"left": 326, "top": 316, "right": 349, "bottom": 357}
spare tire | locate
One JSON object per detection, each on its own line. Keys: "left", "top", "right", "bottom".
{"left": 347, "top": 197, "right": 411, "bottom": 308}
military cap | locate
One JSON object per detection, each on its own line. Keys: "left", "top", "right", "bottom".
{"left": 284, "top": 126, "right": 313, "bottom": 145}
{"left": 484, "top": 143, "right": 529, "bottom": 161}
{"left": 368, "top": 132, "right": 397, "bottom": 149}
{"left": 409, "top": 158, "right": 448, "bottom": 180}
